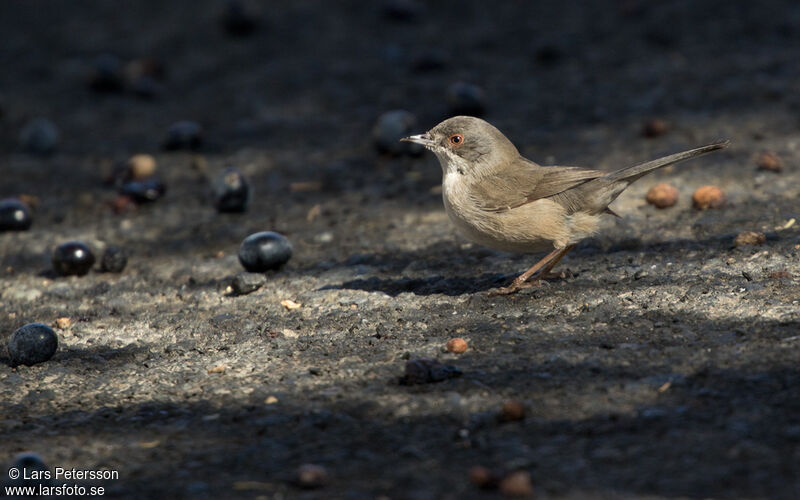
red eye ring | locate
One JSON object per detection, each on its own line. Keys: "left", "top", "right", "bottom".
{"left": 449, "top": 134, "right": 464, "bottom": 146}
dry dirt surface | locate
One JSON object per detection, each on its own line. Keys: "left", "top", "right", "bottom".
{"left": 1, "top": 1, "right": 799, "bottom": 499}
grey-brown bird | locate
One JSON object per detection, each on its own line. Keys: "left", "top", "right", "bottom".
{"left": 402, "top": 116, "right": 728, "bottom": 295}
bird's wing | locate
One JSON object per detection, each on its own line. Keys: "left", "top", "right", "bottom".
{"left": 471, "top": 157, "right": 605, "bottom": 213}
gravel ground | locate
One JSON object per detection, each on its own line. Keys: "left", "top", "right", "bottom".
{"left": 1, "top": 1, "right": 799, "bottom": 499}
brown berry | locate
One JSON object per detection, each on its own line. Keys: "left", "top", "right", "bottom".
{"left": 499, "top": 471, "right": 533, "bottom": 497}
{"left": 756, "top": 151, "right": 783, "bottom": 172}
{"left": 642, "top": 118, "right": 670, "bottom": 138}
{"left": 734, "top": 231, "right": 766, "bottom": 247}
{"left": 296, "top": 464, "right": 328, "bottom": 489}
{"left": 645, "top": 183, "right": 679, "bottom": 208}
{"left": 54, "top": 317, "right": 71, "bottom": 329}
{"left": 446, "top": 337, "right": 468, "bottom": 353}
{"left": 692, "top": 185, "right": 726, "bottom": 210}
{"left": 500, "top": 400, "right": 525, "bottom": 422}
{"left": 127, "top": 154, "right": 157, "bottom": 180}
{"left": 469, "top": 466, "right": 493, "bottom": 488}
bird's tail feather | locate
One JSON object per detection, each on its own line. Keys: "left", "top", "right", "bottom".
{"left": 605, "top": 140, "right": 730, "bottom": 184}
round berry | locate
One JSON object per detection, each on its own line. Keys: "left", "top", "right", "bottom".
{"left": 0, "top": 198, "right": 33, "bottom": 231}
{"left": 52, "top": 241, "right": 95, "bottom": 276}
{"left": 213, "top": 167, "right": 250, "bottom": 213}
{"left": 238, "top": 232, "right": 292, "bottom": 272}
{"left": 120, "top": 177, "right": 166, "bottom": 203}
{"left": 101, "top": 245, "right": 128, "bottom": 273}
{"left": 8, "top": 323, "right": 58, "bottom": 366}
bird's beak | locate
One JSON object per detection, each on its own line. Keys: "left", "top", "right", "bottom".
{"left": 400, "top": 132, "right": 434, "bottom": 148}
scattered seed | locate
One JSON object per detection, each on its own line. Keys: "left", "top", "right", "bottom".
{"left": 446, "top": 337, "right": 468, "bottom": 354}
{"left": 498, "top": 471, "right": 533, "bottom": 498}
{"left": 296, "top": 464, "right": 328, "bottom": 489}
{"left": 281, "top": 299, "right": 302, "bottom": 310}
{"left": 692, "top": 185, "right": 726, "bottom": 210}
{"left": 734, "top": 231, "right": 766, "bottom": 247}
{"left": 500, "top": 400, "right": 525, "bottom": 422}
{"left": 642, "top": 118, "right": 670, "bottom": 138}
{"left": 755, "top": 151, "right": 783, "bottom": 172}
{"left": 54, "top": 317, "right": 72, "bottom": 329}
{"left": 645, "top": 183, "right": 679, "bottom": 209}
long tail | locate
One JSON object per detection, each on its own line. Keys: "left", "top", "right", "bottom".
{"left": 605, "top": 140, "right": 730, "bottom": 184}
{"left": 562, "top": 140, "right": 730, "bottom": 215}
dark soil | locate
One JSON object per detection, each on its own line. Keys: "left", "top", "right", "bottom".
{"left": 1, "top": 1, "right": 799, "bottom": 498}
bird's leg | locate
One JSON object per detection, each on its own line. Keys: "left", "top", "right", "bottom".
{"left": 537, "top": 244, "right": 575, "bottom": 280}
{"left": 489, "top": 247, "right": 566, "bottom": 296}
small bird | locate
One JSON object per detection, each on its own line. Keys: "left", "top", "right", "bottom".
{"left": 402, "top": 116, "right": 728, "bottom": 295}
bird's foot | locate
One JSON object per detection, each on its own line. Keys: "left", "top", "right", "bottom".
{"left": 487, "top": 279, "right": 547, "bottom": 296}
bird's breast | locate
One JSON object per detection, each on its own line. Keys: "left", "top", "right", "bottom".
{"left": 441, "top": 174, "right": 562, "bottom": 253}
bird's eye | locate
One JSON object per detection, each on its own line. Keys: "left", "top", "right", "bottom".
{"left": 449, "top": 134, "right": 464, "bottom": 146}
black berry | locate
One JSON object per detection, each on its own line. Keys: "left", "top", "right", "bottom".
{"left": 120, "top": 177, "right": 166, "bottom": 203}
{"left": 52, "top": 241, "right": 95, "bottom": 276}
{"left": 238, "top": 232, "right": 292, "bottom": 272}
{"left": 214, "top": 167, "right": 250, "bottom": 213}
{"left": 101, "top": 245, "right": 128, "bottom": 273}
{"left": 0, "top": 198, "right": 33, "bottom": 231}
{"left": 8, "top": 323, "right": 58, "bottom": 366}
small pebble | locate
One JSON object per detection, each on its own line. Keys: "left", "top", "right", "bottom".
{"left": 213, "top": 167, "right": 250, "bottom": 213}
{"left": 372, "top": 110, "right": 423, "bottom": 156}
{"left": 120, "top": 177, "right": 166, "bottom": 203}
{"left": 446, "top": 337, "right": 468, "bottom": 354}
{"left": 498, "top": 471, "right": 533, "bottom": 498}
{"left": 127, "top": 154, "right": 157, "bottom": 180}
{"left": 500, "top": 400, "right": 525, "bottom": 422}
{"left": 768, "top": 270, "right": 792, "bottom": 280}
{"left": 52, "top": 241, "right": 95, "bottom": 276}
{"left": 642, "top": 118, "right": 670, "bottom": 138}
{"left": 231, "top": 272, "right": 266, "bottom": 295}
{"left": 401, "top": 358, "right": 461, "bottom": 384}
{"left": 0, "top": 198, "right": 33, "bottom": 231}
{"left": 645, "top": 183, "right": 679, "bottom": 209}
{"left": 692, "top": 185, "right": 726, "bottom": 210}
{"left": 221, "top": 0, "right": 259, "bottom": 36}
{"left": 88, "top": 54, "right": 124, "bottom": 92}
{"left": 110, "top": 195, "right": 137, "bottom": 214}
{"left": 734, "top": 231, "right": 766, "bottom": 247}
{"left": 101, "top": 245, "right": 128, "bottom": 273}
{"left": 163, "top": 121, "right": 203, "bottom": 151}
{"left": 446, "top": 82, "right": 486, "bottom": 117}
{"left": 19, "top": 117, "right": 59, "bottom": 155}
{"left": 756, "top": 151, "right": 783, "bottom": 172}
{"left": 8, "top": 323, "right": 58, "bottom": 366}
{"left": 238, "top": 232, "right": 292, "bottom": 272}
{"left": 296, "top": 464, "right": 328, "bottom": 489}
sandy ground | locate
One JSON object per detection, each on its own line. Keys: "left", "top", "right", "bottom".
{"left": 1, "top": 1, "right": 799, "bottom": 498}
